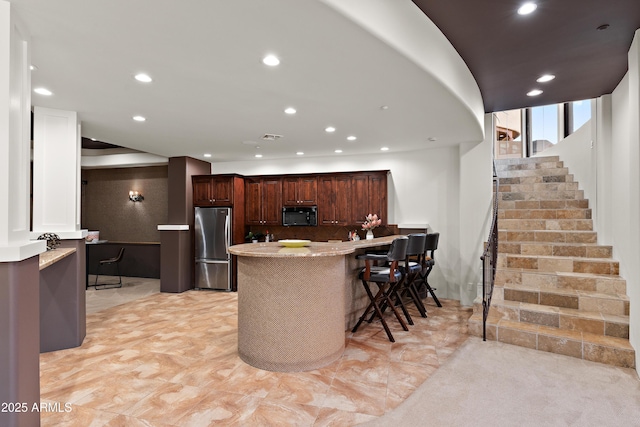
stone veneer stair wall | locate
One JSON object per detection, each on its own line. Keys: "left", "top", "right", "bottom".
{"left": 468, "top": 156, "right": 635, "bottom": 368}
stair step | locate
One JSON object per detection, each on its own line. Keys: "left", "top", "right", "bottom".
{"left": 500, "top": 208, "right": 591, "bottom": 219}
{"left": 495, "top": 161, "right": 564, "bottom": 172}
{"left": 500, "top": 218, "right": 592, "bottom": 231}
{"left": 495, "top": 156, "right": 560, "bottom": 165}
{"left": 499, "top": 182, "right": 580, "bottom": 193}
{"left": 495, "top": 269, "right": 627, "bottom": 294}
{"left": 497, "top": 167, "right": 569, "bottom": 178}
{"left": 500, "top": 284, "right": 629, "bottom": 316}
{"left": 500, "top": 190, "right": 584, "bottom": 201}
{"left": 498, "top": 199, "right": 590, "bottom": 210}
{"left": 468, "top": 313, "right": 635, "bottom": 368}
{"left": 499, "top": 229, "right": 597, "bottom": 244}
{"left": 498, "top": 174, "right": 574, "bottom": 185}
{"left": 498, "top": 253, "right": 619, "bottom": 275}
{"left": 499, "top": 241, "right": 612, "bottom": 258}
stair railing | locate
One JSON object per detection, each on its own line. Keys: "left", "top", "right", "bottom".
{"left": 481, "top": 162, "right": 499, "bottom": 341}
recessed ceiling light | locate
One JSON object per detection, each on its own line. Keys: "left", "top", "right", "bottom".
{"left": 284, "top": 107, "right": 296, "bottom": 115}
{"left": 133, "top": 115, "right": 146, "bottom": 121}
{"left": 380, "top": 105, "right": 389, "bottom": 110}
{"left": 334, "top": 149, "right": 343, "bottom": 153}
{"left": 527, "top": 89, "right": 543, "bottom": 97}
{"left": 134, "top": 73, "right": 152, "bottom": 83}
{"left": 296, "top": 152, "right": 304, "bottom": 155}
{"left": 262, "top": 55, "right": 280, "bottom": 66}
{"left": 90, "top": 138, "right": 97, "bottom": 141}
{"left": 255, "top": 154, "right": 263, "bottom": 158}
{"left": 325, "top": 126, "right": 336, "bottom": 133}
{"left": 380, "top": 147, "right": 389, "bottom": 151}
{"left": 347, "top": 136, "right": 357, "bottom": 141}
{"left": 34, "top": 87, "right": 52, "bottom": 96}
{"left": 30, "top": 65, "right": 37, "bottom": 71}
{"left": 517, "top": 2, "right": 537, "bottom": 15}
{"left": 537, "top": 74, "right": 555, "bottom": 83}
{"left": 203, "top": 153, "right": 212, "bottom": 158}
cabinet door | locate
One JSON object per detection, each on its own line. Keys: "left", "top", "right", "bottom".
{"left": 317, "top": 176, "right": 336, "bottom": 225}
{"left": 368, "top": 173, "right": 387, "bottom": 224}
{"left": 334, "top": 176, "right": 351, "bottom": 225}
{"left": 244, "top": 179, "right": 263, "bottom": 225}
{"left": 193, "top": 177, "right": 212, "bottom": 206}
{"left": 298, "top": 177, "right": 318, "bottom": 205}
{"left": 261, "top": 178, "right": 282, "bottom": 225}
{"left": 350, "top": 174, "right": 369, "bottom": 224}
{"left": 211, "top": 178, "right": 233, "bottom": 205}
{"left": 282, "top": 177, "right": 299, "bottom": 206}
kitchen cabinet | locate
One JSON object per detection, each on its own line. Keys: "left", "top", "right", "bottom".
{"left": 283, "top": 176, "right": 318, "bottom": 206}
{"left": 193, "top": 176, "right": 233, "bottom": 206}
{"left": 245, "top": 177, "right": 282, "bottom": 226}
{"left": 317, "top": 175, "right": 351, "bottom": 225}
{"left": 350, "top": 172, "right": 388, "bottom": 225}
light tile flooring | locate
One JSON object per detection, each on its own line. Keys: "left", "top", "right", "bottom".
{"left": 40, "top": 277, "right": 472, "bottom": 426}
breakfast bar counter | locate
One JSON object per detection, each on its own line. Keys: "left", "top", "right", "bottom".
{"left": 228, "top": 236, "right": 399, "bottom": 372}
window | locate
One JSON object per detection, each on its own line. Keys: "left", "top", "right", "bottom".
{"left": 530, "top": 104, "right": 558, "bottom": 155}
{"left": 494, "top": 109, "right": 523, "bottom": 159}
{"left": 571, "top": 99, "right": 591, "bottom": 133}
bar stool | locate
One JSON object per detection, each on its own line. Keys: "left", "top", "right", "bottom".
{"left": 353, "top": 236, "right": 409, "bottom": 342}
{"left": 400, "top": 233, "right": 428, "bottom": 318}
{"left": 415, "top": 232, "right": 442, "bottom": 307}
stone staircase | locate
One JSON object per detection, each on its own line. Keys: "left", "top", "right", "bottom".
{"left": 469, "top": 156, "right": 635, "bottom": 368}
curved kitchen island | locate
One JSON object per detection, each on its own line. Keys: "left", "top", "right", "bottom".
{"left": 228, "top": 236, "right": 399, "bottom": 372}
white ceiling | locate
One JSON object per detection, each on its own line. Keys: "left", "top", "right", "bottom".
{"left": 11, "top": 0, "right": 484, "bottom": 162}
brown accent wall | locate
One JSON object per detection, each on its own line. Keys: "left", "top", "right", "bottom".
{"left": 81, "top": 166, "right": 168, "bottom": 242}
{"left": 168, "top": 157, "right": 211, "bottom": 225}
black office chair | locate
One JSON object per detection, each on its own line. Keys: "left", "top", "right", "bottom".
{"left": 353, "top": 236, "right": 409, "bottom": 342}
{"left": 415, "top": 232, "right": 442, "bottom": 307}
{"left": 92, "top": 247, "right": 125, "bottom": 290}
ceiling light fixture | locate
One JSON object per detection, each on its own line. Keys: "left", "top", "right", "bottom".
{"left": 90, "top": 138, "right": 97, "bottom": 141}
{"left": 517, "top": 2, "right": 537, "bottom": 15}
{"left": 597, "top": 24, "right": 610, "bottom": 31}
{"left": 262, "top": 55, "right": 280, "bottom": 66}
{"left": 284, "top": 107, "right": 296, "bottom": 115}
{"left": 536, "top": 74, "right": 555, "bottom": 83}
{"left": 527, "top": 89, "right": 543, "bottom": 97}
{"left": 347, "top": 136, "right": 357, "bottom": 141}
{"left": 334, "top": 149, "right": 343, "bottom": 153}
{"left": 30, "top": 65, "right": 37, "bottom": 71}
{"left": 296, "top": 152, "right": 304, "bottom": 155}
{"left": 133, "top": 115, "right": 146, "bottom": 121}
{"left": 204, "top": 153, "right": 212, "bottom": 158}
{"left": 380, "top": 147, "right": 389, "bottom": 151}
{"left": 380, "top": 105, "right": 389, "bottom": 110}
{"left": 134, "top": 73, "right": 153, "bottom": 83}
{"left": 34, "top": 87, "right": 52, "bottom": 96}
{"left": 325, "top": 126, "right": 336, "bottom": 133}
{"left": 255, "top": 154, "right": 263, "bottom": 158}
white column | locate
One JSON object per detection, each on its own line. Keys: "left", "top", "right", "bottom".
{"left": 0, "top": 1, "right": 45, "bottom": 261}
{"left": 32, "top": 106, "right": 86, "bottom": 239}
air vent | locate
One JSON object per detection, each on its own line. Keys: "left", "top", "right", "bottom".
{"left": 262, "top": 134, "right": 283, "bottom": 141}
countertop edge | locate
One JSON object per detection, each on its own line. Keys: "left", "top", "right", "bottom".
{"left": 39, "top": 247, "right": 77, "bottom": 271}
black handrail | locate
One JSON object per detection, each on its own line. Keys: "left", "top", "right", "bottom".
{"left": 480, "top": 162, "right": 499, "bottom": 340}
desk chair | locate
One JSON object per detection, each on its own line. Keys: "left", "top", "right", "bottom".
{"left": 92, "top": 247, "right": 125, "bottom": 290}
{"left": 353, "top": 236, "right": 409, "bottom": 342}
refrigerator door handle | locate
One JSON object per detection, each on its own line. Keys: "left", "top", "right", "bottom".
{"left": 224, "top": 212, "right": 230, "bottom": 255}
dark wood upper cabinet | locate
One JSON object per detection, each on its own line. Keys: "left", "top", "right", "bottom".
{"left": 245, "top": 177, "right": 282, "bottom": 226}
{"left": 349, "top": 172, "right": 388, "bottom": 225}
{"left": 318, "top": 175, "right": 351, "bottom": 225}
{"left": 192, "top": 175, "right": 233, "bottom": 206}
{"left": 282, "top": 176, "right": 317, "bottom": 206}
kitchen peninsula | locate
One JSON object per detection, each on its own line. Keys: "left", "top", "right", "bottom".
{"left": 228, "top": 235, "right": 399, "bottom": 372}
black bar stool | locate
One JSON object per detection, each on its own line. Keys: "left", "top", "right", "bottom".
{"left": 91, "top": 247, "right": 125, "bottom": 290}
{"left": 353, "top": 236, "right": 409, "bottom": 342}
{"left": 415, "top": 232, "right": 442, "bottom": 307}
{"left": 400, "top": 233, "right": 428, "bottom": 317}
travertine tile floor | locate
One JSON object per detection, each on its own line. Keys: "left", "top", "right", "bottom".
{"left": 41, "top": 278, "right": 472, "bottom": 426}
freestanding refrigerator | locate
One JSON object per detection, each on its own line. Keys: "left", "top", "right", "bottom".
{"left": 194, "top": 207, "right": 232, "bottom": 291}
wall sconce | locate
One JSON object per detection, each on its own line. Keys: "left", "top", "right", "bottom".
{"left": 129, "top": 190, "right": 144, "bottom": 202}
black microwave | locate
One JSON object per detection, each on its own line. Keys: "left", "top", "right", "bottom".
{"left": 282, "top": 206, "right": 317, "bottom": 226}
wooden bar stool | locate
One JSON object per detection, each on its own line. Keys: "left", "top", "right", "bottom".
{"left": 352, "top": 236, "right": 409, "bottom": 342}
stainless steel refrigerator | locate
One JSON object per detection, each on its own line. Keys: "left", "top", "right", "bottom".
{"left": 194, "top": 207, "right": 232, "bottom": 290}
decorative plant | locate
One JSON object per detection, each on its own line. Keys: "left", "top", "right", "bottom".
{"left": 362, "top": 214, "right": 382, "bottom": 231}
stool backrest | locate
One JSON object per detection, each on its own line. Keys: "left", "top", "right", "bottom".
{"left": 386, "top": 236, "right": 409, "bottom": 262}
{"left": 406, "top": 233, "right": 427, "bottom": 257}
{"left": 424, "top": 232, "right": 439, "bottom": 259}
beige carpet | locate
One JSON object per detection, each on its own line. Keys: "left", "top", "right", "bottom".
{"left": 364, "top": 337, "right": 640, "bottom": 427}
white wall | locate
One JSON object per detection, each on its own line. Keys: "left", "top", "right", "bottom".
{"left": 213, "top": 135, "right": 492, "bottom": 305}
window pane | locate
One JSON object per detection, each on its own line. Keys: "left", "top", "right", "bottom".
{"left": 572, "top": 99, "right": 591, "bottom": 132}
{"left": 494, "top": 109, "right": 522, "bottom": 159}
{"left": 531, "top": 104, "right": 558, "bottom": 155}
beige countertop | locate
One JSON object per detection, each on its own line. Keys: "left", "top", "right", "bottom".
{"left": 228, "top": 235, "right": 401, "bottom": 258}
{"left": 39, "top": 247, "right": 77, "bottom": 270}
